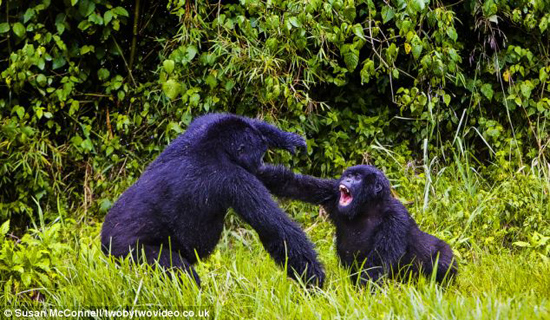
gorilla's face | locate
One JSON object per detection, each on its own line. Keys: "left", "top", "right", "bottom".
{"left": 337, "top": 165, "right": 390, "bottom": 219}
{"left": 230, "top": 127, "right": 268, "bottom": 174}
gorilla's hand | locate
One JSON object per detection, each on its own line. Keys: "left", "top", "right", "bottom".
{"left": 281, "top": 132, "right": 307, "bottom": 155}
{"left": 288, "top": 254, "right": 326, "bottom": 288}
{"left": 270, "top": 226, "right": 325, "bottom": 288}
{"left": 251, "top": 119, "right": 306, "bottom": 154}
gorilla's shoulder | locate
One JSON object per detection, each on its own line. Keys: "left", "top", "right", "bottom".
{"left": 185, "top": 113, "right": 256, "bottom": 143}
{"left": 385, "top": 198, "right": 413, "bottom": 223}
{"left": 153, "top": 114, "right": 251, "bottom": 161}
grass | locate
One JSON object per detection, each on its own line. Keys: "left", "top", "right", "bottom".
{"left": 5, "top": 226, "right": 549, "bottom": 319}
{"left": 2, "top": 159, "right": 550, "bottom": 319}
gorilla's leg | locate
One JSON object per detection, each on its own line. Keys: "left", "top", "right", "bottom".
{"left": 139, "top": 244, "right": 201, "bottom": 286}
{"left": 432, "top": 243, "right": 458, "bottom": 283}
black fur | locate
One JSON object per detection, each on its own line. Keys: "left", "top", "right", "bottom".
{"left": 257, "top": 164, "right": 457, "bottom": 285}
{"left": 101, "top": 113, "right": 325, "bottom": 287}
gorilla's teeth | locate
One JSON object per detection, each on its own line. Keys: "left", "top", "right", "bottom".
{"left": 339, "top": 185, "right": 350, "bottom": 194}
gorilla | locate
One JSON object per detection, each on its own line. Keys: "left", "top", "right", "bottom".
{"left": 257, "top": 164, "right": 457, "bottom": 285}
{"left": 101, "top": 113, "right": 325, "bottom": 287}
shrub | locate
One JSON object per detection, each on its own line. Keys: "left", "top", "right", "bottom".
{"left": 1, "top": 0, "right": 549, "bottom": 228}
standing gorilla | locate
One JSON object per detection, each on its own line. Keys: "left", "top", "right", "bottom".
{"left": 257, "top": 164, "right": 457, "bottom": 285}
{"left": 101, "top": 113, "right": 325, "bottom": 287}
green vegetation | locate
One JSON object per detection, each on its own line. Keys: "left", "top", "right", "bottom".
{"left": 1, "top": 0, "right": 549, "bottom": 318}
{"left": 2, "top": 160, "right": 549, "bottom": 318}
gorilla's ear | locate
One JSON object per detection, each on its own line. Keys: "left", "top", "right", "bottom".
{"left": 374, "top": 182, "right": 383, "bottom": 194}
{"left": 365, "top": 173, "right": 384, "bottom": 194}
{"left": 251, "top": 120, "right": 306, "bottom": 154}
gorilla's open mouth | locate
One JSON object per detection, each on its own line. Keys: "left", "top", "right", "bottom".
{"left": 339, "top": 185, "right": 353, "bottom": 206}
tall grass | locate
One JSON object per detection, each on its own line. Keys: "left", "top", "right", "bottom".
{"left": 2, "top": 154, "right": 549, "bottom": 319}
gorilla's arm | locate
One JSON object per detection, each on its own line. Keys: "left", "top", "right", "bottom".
{"left": 229, "top": 171, "right": 325, "bottom": 286}
{"left": 248, "top": 119, "right": 306, "bottom": 154}
{"left": 360, "top": 200, "right": 410, "bottom": 283}
{"left": 256, "top": 164, "right": 338, "bottom": 206}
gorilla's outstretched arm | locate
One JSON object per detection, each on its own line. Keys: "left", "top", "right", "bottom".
{"left": 256, "top": 164, "right": 337, "bottom": 205}
{"left": 248, "top": 120, "right": 306, "bottom": 154}
{"left": 229, "top": 170, "right": 325, "bottom": 286}
{"left": 186, "top": 114, "right": 306, "bottom": 154}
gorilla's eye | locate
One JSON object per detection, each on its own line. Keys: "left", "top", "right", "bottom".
{"left": 237, "top": 144, "right": 245, "bottom": 154}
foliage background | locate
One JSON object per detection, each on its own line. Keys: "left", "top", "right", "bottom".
{"left": 0, "top": 0, "right": 549, "bottom": 311}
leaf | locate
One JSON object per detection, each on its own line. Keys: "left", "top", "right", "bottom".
{"left": 12, "top": 105, "right": 25, "bottom": 119}
{"left": 480, "top": 83, "right": 493, "bottom": 100}
{"left": 448, "top": 48, "right": 459, "bottom": 62}
{"left": 77, "top": 20, "right": 91, "bottom": 31}
{"left": 166, "top": 121, "right": 183, "bottom": 134}
{"left": 52, "top": 56, "right": 66, "bottom": 70}
{"left": 205, "top": 74, "right": 217, "bottom": 89}
{"left": 360, "top": 59, "right": 375, "bottom": 84}
{"left": 540, "top": 16, "right": 548, "bottom": 33}
{"left": 88, "top": 12, "right": 103, "bottom": 25}
{"left": 446, "top": 27, "right": 458, "bottom": 42}
{"left": 99, "top": 199, "right": 112, "bottom": 212}
{"left": 520, "top": 82, "right": 532, "bottom": 98}
{"left": 513, "top": 241, "right": 531, "bottom": 247}
{"left": 391, "top": 69, "right": 399, "bottom": 80}
{"left": 80, "top": 45, "right": 95, "bottom": 55}
{"left": 444, "top": 94, "right": 451, "bottom": 106}
{"left": 104, "top": 10, "right": 113, "bottom": 25}
{"left": 97, "top": 68, "right": 110, "bottom": 81}
{"left": 189, "top": 93, "right": 200, "bottom": 106}
{"left": 113, "top": 7, "right": 129, "bottom": 17}
{"left": 163, "top": 60, "right": 175, "bottom": 74}
{"left": 412, "top": 44, "right": 423, "bottom": 59}
{"left": 0, "top": 220, "right": 9, "bottom": 236}
{"left": 288, "top": 16, "right": 300, "bottom": 28}
{"left": 411, "top": 0, "right": 426, "bottom": 11}
{"left": 81, "top": 138, "right": 93, "bottom": 151}
{"left": 24, "top": 9, "right": 35, "bottom": 23}
{"left": 185, "top": 46, "right": 198, "bottom": 62}
{"left": 352, "top": 24, "right": 364, "bottom": 39}
{"left": 381, "top": 6, "right": 395, "bottom": 24}
{"left": 71, "top": 0, "right": 78, "bottom": 6}
{"left": 106, "top": 146, "right": 114, "bottom": 156}
{"left": 225, "top": 80, "right": 235, "bottom": 91}
{"left": 21, "top": 272, "right": 32, "bottom": 287}
{"left": 344, "top": 49, "right": 359, "bottom": 71}
{"left": 162, "top": 79, "right": 181, "bottom": 100}
{"left": 503, "top": 69, "right": 511, "bottom": 82}
{"left": 488, "top": 15, "right": 498, "bottom": 24}
{"left": 404, "top": 43, "right": 411, "bottom": 54}
{"left": 36, "top": 74, "right": 47, "bottom": 87}
{"left": 78, "top": 0, "right": 95, "bottom": 17}
{"left": 56, "top": 21, "right": 65, "bottom": 34}
{"left": 0, "top": 23, "right": 9, "bottom": 33}
{"left": 12, "top": 22, "right": 26, "bottom": 38}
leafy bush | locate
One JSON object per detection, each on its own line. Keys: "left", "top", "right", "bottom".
{"left": 0, "top": 220, "right": 70, "bottom": 297}
{"left": 1, "top": 0, "right": 549, "bottom": 232}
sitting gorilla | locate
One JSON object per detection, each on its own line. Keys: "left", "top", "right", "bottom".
{"left": 101, "top": 113, "right": 325, "bottom": 287}
{"left": 257, "top": 164, "right": 457, "bottom": 285}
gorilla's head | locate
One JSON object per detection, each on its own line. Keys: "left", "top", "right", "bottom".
{"left": 204, "top": 115, "right": 305, "bottom": 174}
{"left": 229, "top": 125, "right": 269, "bottom": 173}
{"left": 337, "top": 165, "right": 391, "bottom": 218}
